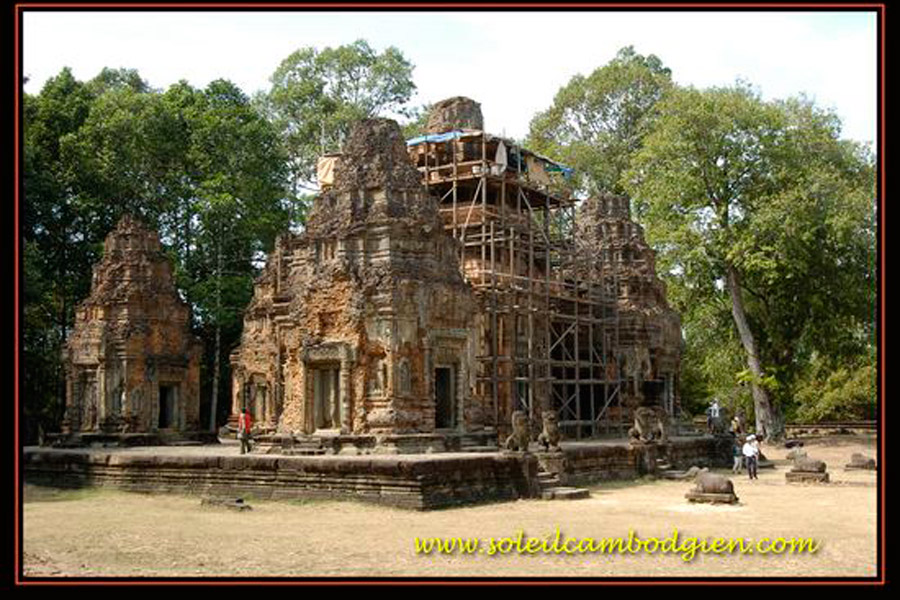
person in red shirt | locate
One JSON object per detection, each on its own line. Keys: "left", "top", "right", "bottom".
{"left": 238, "top": 408, "right": 253, "bottom": 455}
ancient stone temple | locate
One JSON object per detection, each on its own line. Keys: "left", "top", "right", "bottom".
{"left": 60, "top": 216, "right": 203, "bottom": 441}
{"left": 229, "top": 118, "right": 486, "bottom": 452}
{"left": 424, "top": 96, "right": 484, "bottom": 133}
{"left": 575, "top": 194, "right": 683, "bottom": 416}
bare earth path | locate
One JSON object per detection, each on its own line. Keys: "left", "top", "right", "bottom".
{"left": 22, "top": 434, "right": 878, "bottom": 579}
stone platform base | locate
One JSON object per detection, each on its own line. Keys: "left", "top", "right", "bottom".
{"left": 251, "top": 430, "right": 499, "bottom": 456}
{"left": 24, "top": 436, "right": 730, "bottom": 510}
{"left": 45, "top": 431, "right": 219, "bottom": 448}
{"left": 786, "top": 471, "right": 830, "bottom": 483}
{"left": 685, "top": 491, "right": 739, "bottom": 504}
{"left": 24, "top": 447, "right": 536, "bottom": 510}
{"left": 536, "top": 436, "right": 732, "bottom": 487}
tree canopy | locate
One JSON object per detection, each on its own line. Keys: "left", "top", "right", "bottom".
{"left": 22, "top": 68, "right": 290, "bottom": 440}
{"left": 259, "top": 39, "right": 416, "bottom": 209}
{"left": 527, "top": 46, "right": 673, "bottom": 196}
{"left": 623, "top": 83, "right": 876, "bottom": 435}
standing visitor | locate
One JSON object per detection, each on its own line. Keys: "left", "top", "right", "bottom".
{"left": 742, "top": 434, "right": 759, "bottom": 480}
{"left": 238, "top": 408, "right": 253, "bottom": 455}
{"left": 732, "top": 440, "right": 744, "bottom": 474}
{"left": 707, "top": 399, "right": 721, "bottom": 434}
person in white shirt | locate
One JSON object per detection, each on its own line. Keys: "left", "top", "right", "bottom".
{"left": 707, "top": 399, "right": 721, "bottom": 433}
{"left": 742, "top": 434, "right": 759, "bottom": 480}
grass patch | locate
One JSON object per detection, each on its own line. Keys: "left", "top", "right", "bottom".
{"left": 23, "top": 484, "right": 110, "bottom": 503}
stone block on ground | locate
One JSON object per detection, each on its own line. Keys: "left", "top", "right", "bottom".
{"left": 540, "top": 486, "right": 590, "bottom": 500}
{"left": 201, "top": 497, "right": 253, "bottom": 511}
{"left": 685, "top": 490, "right": 739, "bottom": 504}
{"left": 785, "top": 471, "right": 830, "bottom": 484}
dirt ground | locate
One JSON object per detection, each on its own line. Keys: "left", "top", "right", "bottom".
{"left": 22, "top": 434, "right": 879, "bottom": 579}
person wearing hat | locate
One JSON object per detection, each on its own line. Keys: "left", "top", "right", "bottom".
{"left": 742, "top": 434, "right": 759, "bottom": 480}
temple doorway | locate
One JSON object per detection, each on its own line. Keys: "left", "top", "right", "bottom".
{"left": 434, "top": 366, "right": 455, "bottom": 429}
{"left": 158, "top": 385, "right": 177, "bottom": 429}
{"left": 312, "top": 365, "right": 341, "bottom": 430}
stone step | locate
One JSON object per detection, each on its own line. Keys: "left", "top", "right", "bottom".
{"left": 460, "top": 445, "right": 500, "bottom": 453}
{"left": 284, "top": 447, "right": 328, "bottom": 456}
{"left": 541, "top": 487, "right": 590, "bottom": 501}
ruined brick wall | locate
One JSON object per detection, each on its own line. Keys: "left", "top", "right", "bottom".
{"left": 63, "top": 216, "right": 202, "bottom": 435}
{"left": 575, "top": 194, "right": 683, "bottom": 413}
{"left": 231, "top": 119, "right": 483, "bottom": 438}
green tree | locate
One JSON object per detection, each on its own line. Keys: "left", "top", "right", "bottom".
{"left": 23, "top": 69, "right": 290, "bottom": 438}
{"left": 624, "top": 83, "right": 875, "bottom": 439}
{"left": 181, "top": 80, "right": 289, "bottom": 429}
{"left": 22, "top": 68, "right": 98, "bottom": 439}
{"left": 527, "top": 46, "right": 673, "bottom": 196}
{"left": 260, "top": 39, "right": 416, "bottom": 219}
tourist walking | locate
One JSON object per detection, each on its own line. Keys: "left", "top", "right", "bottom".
{"left": 742, "top": 434, "right": 759, "bottom": 480}
{"left": 238, "top": 408, "right": 253, "bottom": 455}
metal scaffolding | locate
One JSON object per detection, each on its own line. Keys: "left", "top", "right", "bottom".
{"left": 408, "top": 131, "right": 628, "bottom": 439}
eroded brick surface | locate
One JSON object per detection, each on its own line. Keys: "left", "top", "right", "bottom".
{"left": 230, "top": 119, "right": 483, "bottom": 438}
{"left": 62, "top": 216, "right": 202, "bottom": 436}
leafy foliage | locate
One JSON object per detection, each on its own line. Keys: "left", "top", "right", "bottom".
{"left": 527, "top": 46, "right": 673, "bottom": 196}
{"left": 22, "top": 69, "right": 290, "bottom": 439}
{"left": 259, "top": 39, "right": 416, "bottom": 208}
{"left": 793, "top": 352, "right": 877, "bottom": 422}
{"left": 624, "top": 83, "right": 876, "bottom": 427}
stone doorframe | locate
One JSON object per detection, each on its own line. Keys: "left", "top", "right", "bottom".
{"left": 427, "top": 329, "right": 470, "bottom": 432}
{"left": 301, "top": 342, "right": 357, "bottom": 434}
{"left": 155, "top": 381, "right": 182, "bottom": 431}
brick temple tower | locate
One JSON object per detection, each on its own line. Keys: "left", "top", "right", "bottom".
{"left": 61, "top": 215, "right": 203, "bottom": 442}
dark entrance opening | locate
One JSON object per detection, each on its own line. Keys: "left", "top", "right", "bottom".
{"left": 312, "top": 365, "right": 341, "bottom": 430}
{"left": 435, "top": 367, "right": 454, "bottom": 429}
{"left": 158, "top": 385, "right": 176, "bottom": 429}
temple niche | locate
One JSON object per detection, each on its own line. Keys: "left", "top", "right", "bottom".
{"left": 61, "top": 216, "right": 203, "bottom": 440}
{"left": 575, "top": 194, "right": 683, "bottom": 416}
{"left": 229, "top": 118, "right": 483, "bottom": 449}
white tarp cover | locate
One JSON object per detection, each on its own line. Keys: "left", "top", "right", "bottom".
{"left": 317, "top": 155, "right": 340, "bottom": 187}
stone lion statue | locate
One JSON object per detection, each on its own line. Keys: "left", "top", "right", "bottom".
{"left": 847, "top": 452, "right": 876, "bottom": 470}
{"left": 691, "top": 470, "right": 736, "bottom": 496}
{"left": 505, "top": 410, "right": 531, "bottom": 452}
{"left": 537, "top": 410, "right": 562, "bottom": 452}
{"left": 629, "top": 406, "right": 669, "bottom": 443}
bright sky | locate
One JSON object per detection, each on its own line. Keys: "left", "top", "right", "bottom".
{"left": 23, "top": 10, "right": 878, "bottom": 148}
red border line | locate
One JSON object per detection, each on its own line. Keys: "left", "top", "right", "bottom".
{"left": 14, "top": 0, "right": 887, "bottom": 586}
{"left": 878, "top": 1, "right": 886, "bottom": 588}
{"left": 14, "top": 1, "right": 21, "bottom": 586}
{"left": 11, "top": 3, "right": 891, "bottom": 8}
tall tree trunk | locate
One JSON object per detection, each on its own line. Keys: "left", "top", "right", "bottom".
{"left": 56, "top": 210, "right": 69, "bottom": 425}
{"left": 725, "top": 263, "right": 783, "bottom": 441}
{"left": 209, "top": 229, "right": 222, "bottom": 432}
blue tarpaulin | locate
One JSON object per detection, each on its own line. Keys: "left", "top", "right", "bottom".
{"left": 406, "top": 131, "right": 466, "bottom": 146}
{"left": 545, "top": 162, "right": 575, "bottom": 179}
{"left": 406, "top": 130, "right": 575, "bottom": 180}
